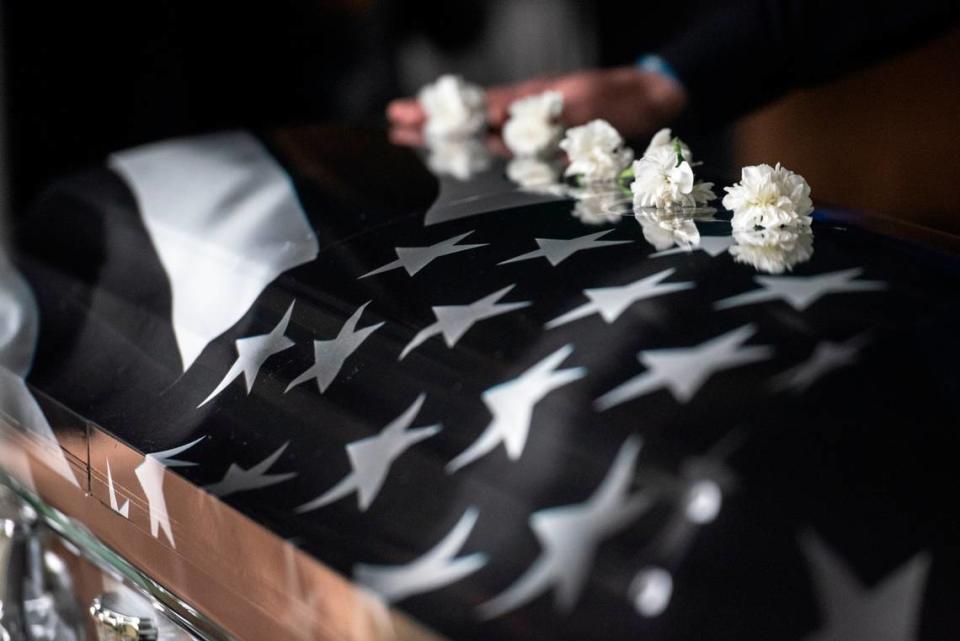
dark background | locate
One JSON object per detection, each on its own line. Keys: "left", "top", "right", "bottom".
{"left": 0, "top": 1, "right": 709, "bottom": 210}
{"left": 1, "top": 1, "right": 958, "bottom": 230}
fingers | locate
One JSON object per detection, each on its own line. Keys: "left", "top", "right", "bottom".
{"left": 485, "top": 87, "right": 516, "bottom": 127}
{"left": 388, "top": 71, "right": 660, "bottom": 138}
{"left": 388, "top": 125, "right": 426, "bottom": 148}
{"left": 484, "top": 133, "right": 511, "bottom": 158}
{"left": 551, "top": 74, "right": 596, "bottom": 127}
{"left": 387, "top": 98, "right": 426, "bottom": 127}
{"left": 387, "top": 86, "right": 523, "bottom": 130}
{"left": 550, "top": 67, "right": 686, "bottom": 139}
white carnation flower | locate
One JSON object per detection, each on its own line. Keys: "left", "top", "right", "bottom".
{"left": 644, "top": 127, "right": 691, "bottom": 162}
{"left": 635, "top": 210, "right": 701, "bottom": 251}
{"left": 559, "top": 119, "right": 634, "bottom": 183}
{"left": 419, "top": 74, "right": 487, "bottom": 140}
{"left": 506, "top": 157, "right": 561, "bottom": 189}
{"left": 507, "top": 90, "right": 563, "bottom": 122}
{"left": 730, "top": 226, "right": 814, "bottom": 274}
{"left": 426, "top": 137, "right": 491, "bottom": 181}
{"left": 503, "top": 117, "right": 562, "bottom": 157}
{"left": 631, "top": 145, "right": 716, "bottom": 210}
{"left": 723, "top": 163, "right": 814, "bottom": 231}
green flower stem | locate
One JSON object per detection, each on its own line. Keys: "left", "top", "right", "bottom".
{"left": 673, "top": 138, "right": 684, "bottom": 167}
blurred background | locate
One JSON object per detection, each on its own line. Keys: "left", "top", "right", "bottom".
{"left": 1, "top": 0, "right": 958, "bottom": 232}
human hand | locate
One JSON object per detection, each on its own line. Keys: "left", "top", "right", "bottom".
{"left": 386, "top": 66, "right": 687, "bottom": 141}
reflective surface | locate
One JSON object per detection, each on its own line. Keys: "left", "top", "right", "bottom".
{"left": 3, "top": 126, "right": 960, "bottom": 640}
{"left": 1, "top": 486, "right": 85, "bottom": 641}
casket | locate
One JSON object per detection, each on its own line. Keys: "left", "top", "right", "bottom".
{"left": 2, "top": 126, "right": 958, "bottom": 640}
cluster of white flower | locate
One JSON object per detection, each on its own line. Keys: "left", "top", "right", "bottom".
{"left": 559, "top": 119, "right": 634, "bottom": 183}
{"left": 643, "top": 128, "right": 691, "bottom": 162}
{"left": 419, "top": 75, "right": 487, "bottom": 140}
{"left": 722, "top": 163, "right": 814, "bottom": 231}
{"left": 503, "top": 91, "right": 564, "bottom": 157}
{"left": 416, "top": 75, "right": 815, "bottom": 234}
{"left": 630, "top": 128, "right": 715, "bottom": 211}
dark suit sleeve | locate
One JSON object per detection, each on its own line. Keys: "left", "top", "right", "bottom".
{"left": 658, "top": 0, "right": 960, "bottom": 128}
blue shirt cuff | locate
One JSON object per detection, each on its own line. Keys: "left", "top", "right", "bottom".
{"left": 636, "top": 54, "right": 683, "bottom": 87}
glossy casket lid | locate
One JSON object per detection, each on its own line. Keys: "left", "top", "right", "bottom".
{"left": 4, "top": 126, "right": 960, "bottom": 641}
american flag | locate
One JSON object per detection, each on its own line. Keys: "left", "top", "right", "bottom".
{"left": 10, "top": 128, "right": 960, "bottom": 640}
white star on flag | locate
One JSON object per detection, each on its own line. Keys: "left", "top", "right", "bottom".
{"left": 106, "top": 460, "right": 130, "bottom": 518}
{"left": 296, "top": 394, "right": 440, "bottom": 513}
{"left": 205, "top": 442, "right": 297, "bottom": 498}
{"left": 545, "top": 268, "right": 694, "bottom": 329}
{"left": 651, "top": 234, "right": 735, "bottom": 258}
{"left": 498, "top": 230, "right": 632, "bottom": 267}
{"left": 134, "top": 437, "right": 204, "bottom": 547}
{"left": 478, "top": 436, "right": 650, "bottom": 619}
{"left": 359, "top": 231, "right": 487, "bottom": 279}
{"left": 595, "top": 324, "right": 774, "bottom": 411}
{"left": 399, "top": 285, "right": 531, "bottom": 360}
{"left": 198, "top": 301, "right": 296, "bottom": 407}
{"left": 446, "top": 345, "right": 586, "bottom": 473}
{"left": 771, "top": 334, "right": 870, "bottom": 393}
{"left": 354, "top": 508, "right": 487, "bottom": 603}
{"left": 286, "top": 301, "right": 384, "bottom": 394}
{"left": 714, "top": 267, "right": 885, "bottom": 311}
{"left": 801, "top": 532, "right": 930, "bottom": 641}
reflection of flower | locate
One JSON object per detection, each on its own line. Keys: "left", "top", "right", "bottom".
{"left": 426, "top": 137, "right": 491, "bottom": 180}
{"left": 635, "top": 210, "right": 702, "bottom": 251}
{"left": 569, "top": 184, "right": 629, "bottom": 225}
{"left": 723, "top": 163, "right": 813, "bottom": 230}
{"left": 560, "top": 119, "right": 634, "bottom": 183}
{"left": 506, "top": 157, "right": 562, "bottom": 189}
{"left": 503, "top": 91, "right": 563, "bottom": 157}
{"left": 631, "top": 140, "right": 715, "bottom": 210}
{"left": 729, "top": 226, "right": 814, "bottom": 273}
{"left": 419, "top": 75, "right": 487, "bottom": 139}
